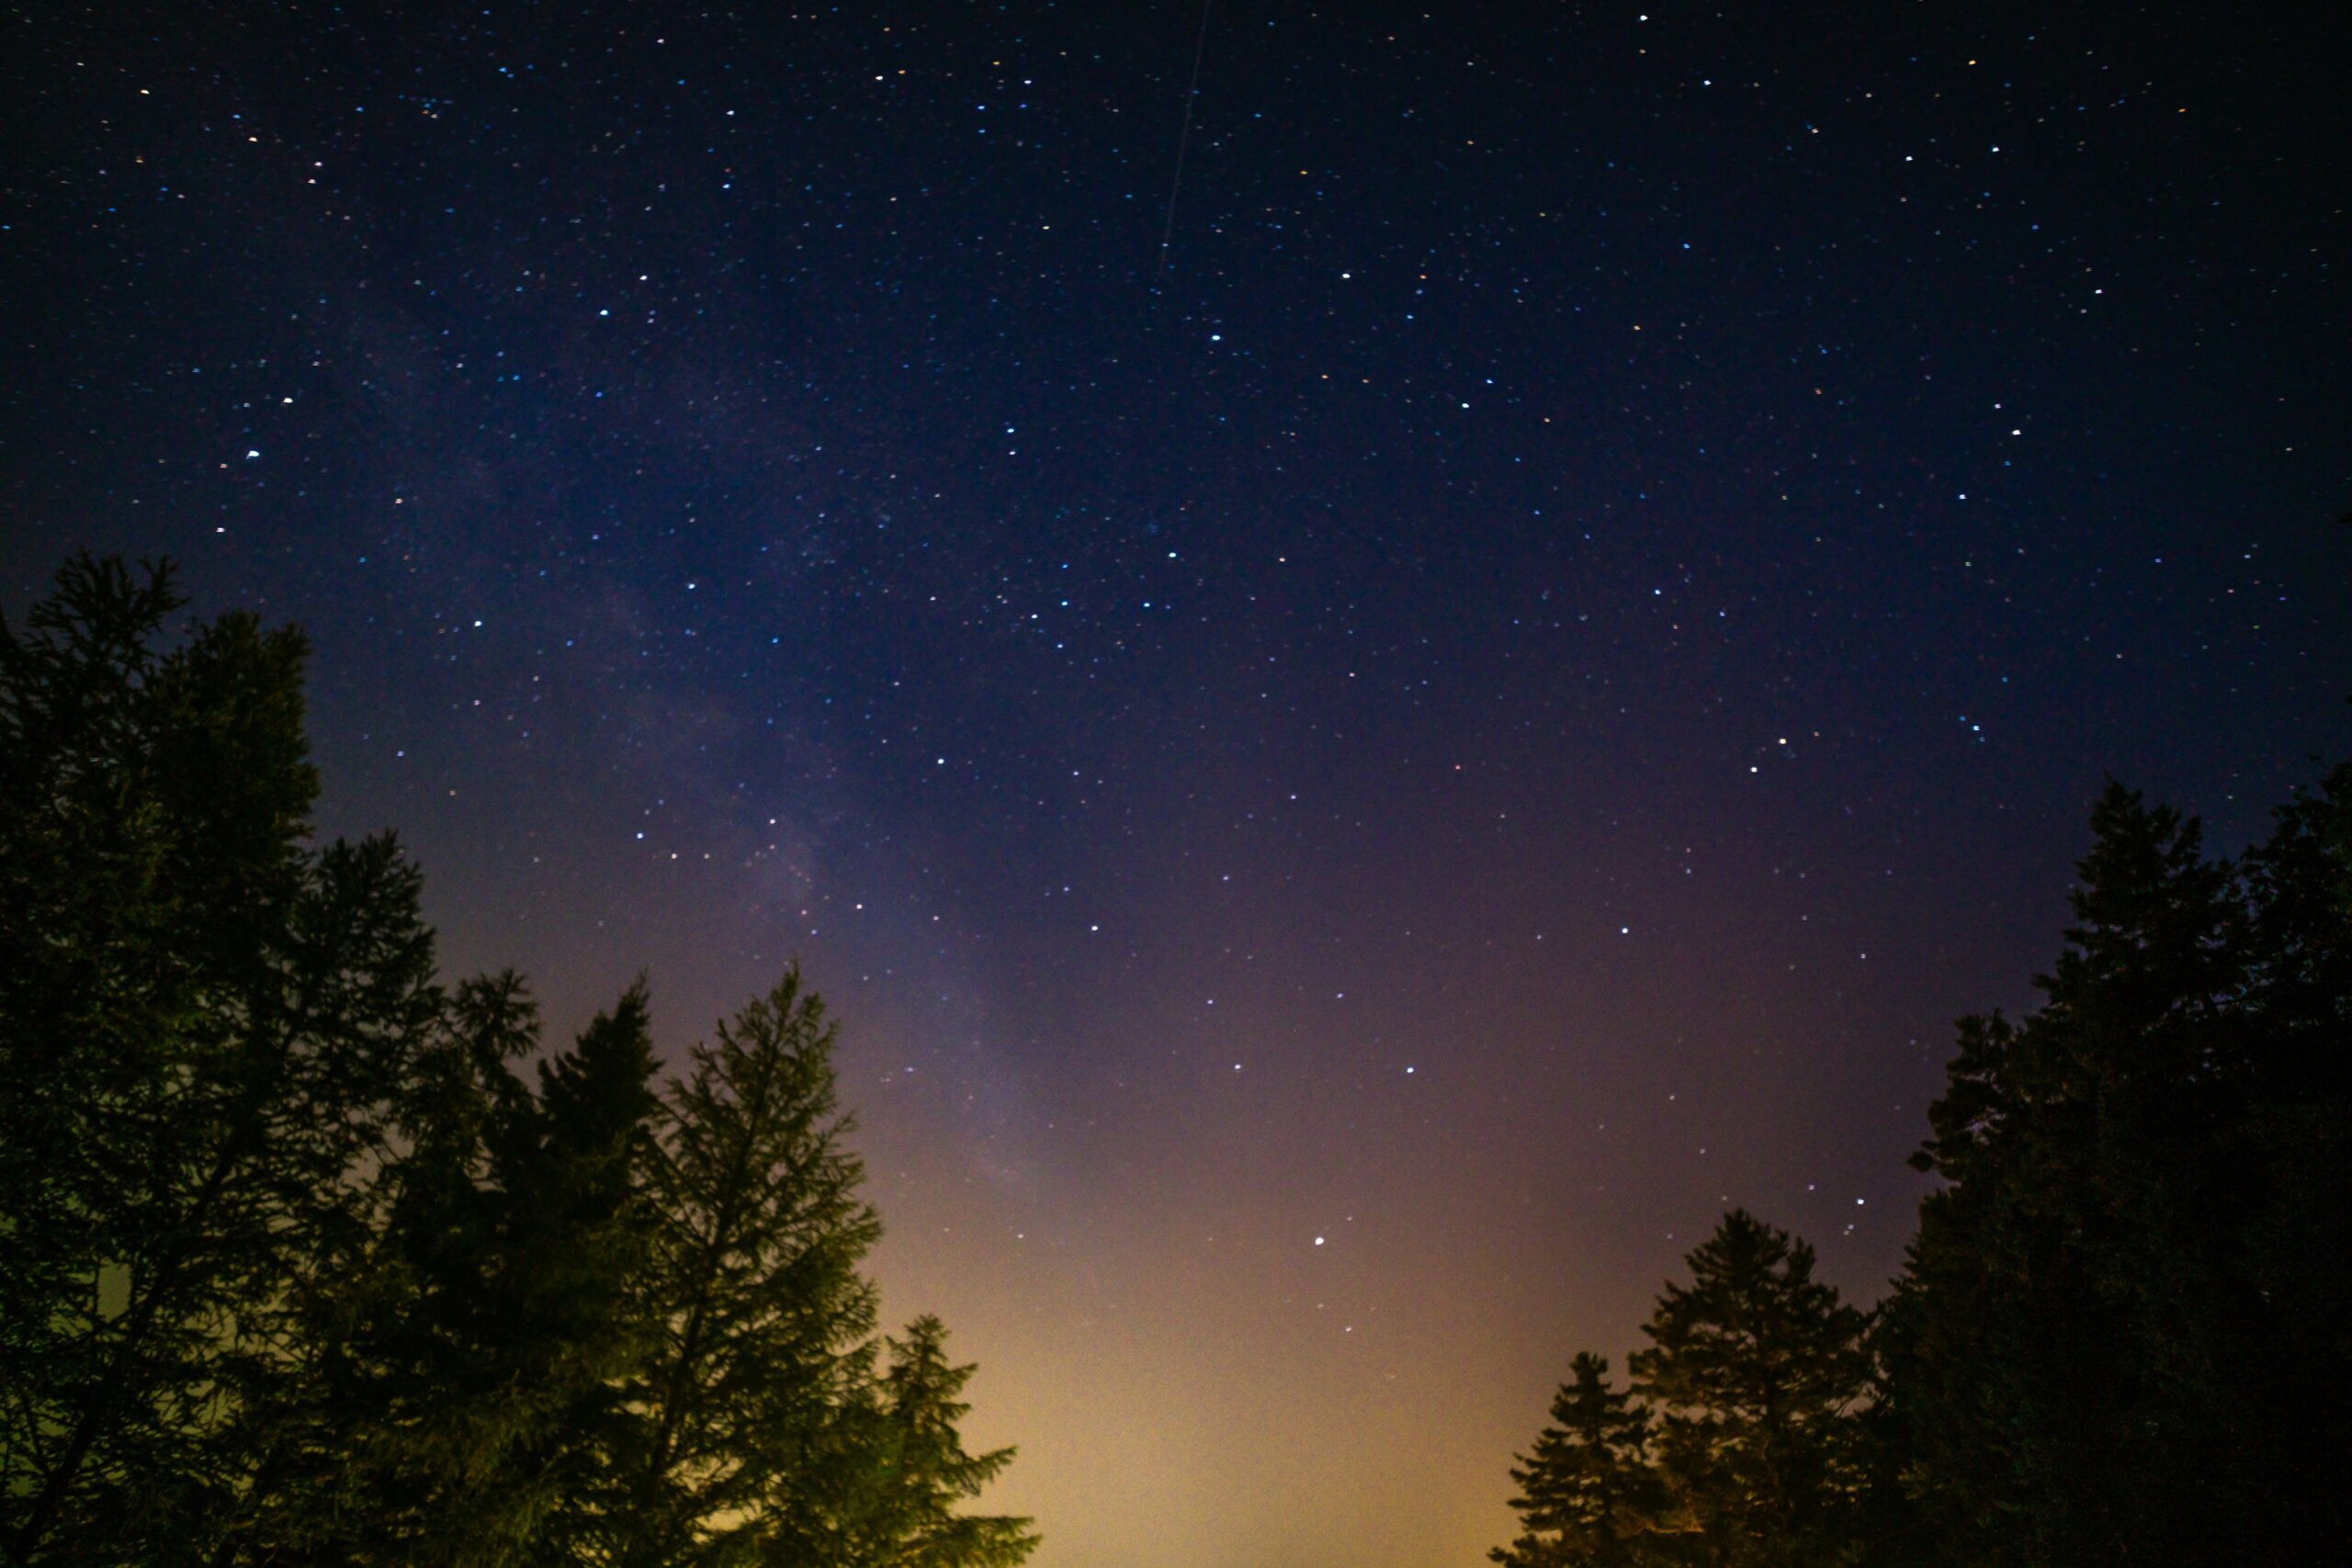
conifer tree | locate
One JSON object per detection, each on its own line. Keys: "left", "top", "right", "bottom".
{"left": 514, "top": 982, "right": 665, "bottom": 1562}
{"left": 1491, "top": 1353, "right": 1659, "bottom": 1568}
{"left": 604, "top": 971, "right": 888, "bottom": 1567}
{"left": 355, "top": 983, "right": 663, "bottom": 1568}
{"left": 0, "top": 556, "right": 439, "bottom": 1565}
{"left": 1494, "top": 1215, "right": 1867, "bottom": 1568}
{"left": 1627, "top": 1212, "right": 1869, "bottom": 1568}
{"left": 810, "top": 1317, "right": 1036, "bottom": 1568}
{"left": 224, "top": 972, "right": 544, "bottom": 1567}
{"left": 2, "top": 558, "right": 1036, "bottom": 1568}
{"left": 1893, "top": 776, "right": 2352, "bottom": 1565}
{"left": 2230, "top": 762, "right": 2352, "bottom": 1551}
{"left": 227, "top": 977, "right": 663, "bottom": 1568}
{"left": 1898, "top": 787, "right": 2247, "bottom": 1565}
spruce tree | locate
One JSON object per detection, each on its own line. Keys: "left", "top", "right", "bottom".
{"left": 223, "top": 971, "right": 544, "bottom": 1567}
{"left": 1898, "top": 787, "right": 2245, "bottom": 1565}
{"left": 515, "top": 982, "right": 665, "bottom": 1562}
{"left": 2231, "top": 763, "right": 2352, "bottom": 1554}
{"left": 2, "top": 558, "right": 1036, "bottom": 1567}
{"left": 604, "top": 971, "right": 888, "bottom": 1567}
{"left": 0, "top": 557, "right": 439, "bottom": 1565}
{"left": 1626, "top": 1212, "right": 1870, "bottom": 1568}
{"left": 1894, "top": 776, "right": 2352, "bottom": 1565}
{"left": 1491, "top": 1353, "right": 1660, "bottom": 1568}
{"left": 308, "top": 982, "right": 662, "bottom": 1568}
{"left": 816, "top": 1317, "right": 1036, "bottom": 1568}
{"left": 229, "top": 977, "right": 662, "bottom": 1568}
{"left": 1493, "top": 1216, "right": 1867, "bottom": 1568}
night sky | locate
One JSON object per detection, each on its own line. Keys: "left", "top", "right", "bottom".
{"left": 4, "top": 3, "right": 2348, "bottom": 1563}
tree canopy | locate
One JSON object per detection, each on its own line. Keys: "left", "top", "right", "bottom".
{"left": 1495, "top": 1213, "right": 1871, "bottom": 1568}
{"left": 1498, "top": 767, "right": 2352, "bottom": 1568}
{"left": 0, "top": 557, "right": 1035, "bottom": 1568}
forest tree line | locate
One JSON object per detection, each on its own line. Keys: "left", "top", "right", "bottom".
{"left": 6, "top": 555, "right": 2346, "bottom": 1568}
{"left": 0, "top": 557, "right": 1037, "bottom": 1567}
{"left": 1491, "top": 751, "right": 2352, "bottom": 1562}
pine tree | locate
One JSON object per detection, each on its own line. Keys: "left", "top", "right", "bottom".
{"left": 1494, "top": 1216, "right": 1868, "bottom": 1568}
{"left": 1626, "top": 1212, "right": 1870, "bottom": 1568}
{"left": 0, "top": 557, "right": 439, "bottom": 1565}
{"left": 604, "top": 971, "right": 888, "bottom": 1567}
{"left": 229, "top": 978, "right": 662, "bottom": 1568}
{"left": 1491, "top": 1353, "right": 1660, "bottom": 1568}
{"left": 514, "top": 982, "right": 665, "bottom": 1562}
{"left": 1895, "top": 786, "right": 2241, "bottom": 1564}
{"left": 2231, "top": 763, "right": 2352, "bottom": 1554}
{"left": 223, "top": 971, "right": 545, "bottom": 1567}
{"left": 2, "top": 558, "right": 1036, "bottom": 1567}
{"left": 1890, "top": 776, "right": 2352, "bottom": 1564}
{"left": 816, "top": 1317, "right": 1036, "bottom": 1568}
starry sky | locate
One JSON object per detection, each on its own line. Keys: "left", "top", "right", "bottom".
{"left": 4, "top": 3, "right": 2348, "bottom": 1563}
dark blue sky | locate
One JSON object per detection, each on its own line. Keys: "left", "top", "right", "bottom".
{"left": 5, "top": 3, "right": 2346, "bottom": 1562}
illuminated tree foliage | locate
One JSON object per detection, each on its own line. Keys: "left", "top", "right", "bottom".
{"left": 600, "top": 975, "right": 888, "bottom": 1566}
{"left": 829, "top": 1316, "right": 1039, "bottom": 1568}
{"left": 0, "top": 558, "right": 1034, "bottom": 1568}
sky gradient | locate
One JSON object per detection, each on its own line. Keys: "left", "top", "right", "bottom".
{"left": 4, "top": 4, "right": 2348, "bottom": 1564}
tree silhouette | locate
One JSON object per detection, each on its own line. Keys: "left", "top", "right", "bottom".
{"left": 1497, "top": 1213, "right": 1869, "bottom": 1568}
{"left": 1491, "top": 1353, "right": 1660, "bottom": 1568}
{"left": 0, "top": 557, "right": 439, "bottom": 1564}
{"left": 1630, "top": 1212, "right": 1870, "bottom": 1567}
{"left": 820, "top": 1317, "right": 1038, "bottom": 1568}
{"left": 602, "top": 973, "right": 887, "bottom": 1565}
{"left": 1890, "top": 775, "right": 2352, "bottom": 1565}
{"left": 0, "top": 558, "right": 1035, "bottom": 1568}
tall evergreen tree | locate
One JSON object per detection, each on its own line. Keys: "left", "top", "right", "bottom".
{"left": 221, "top": 971, "right": 544, "bottom": 1568}
{"left": 514, "top": 982, "right": 666, "bottom": 1562}
{"left": 1628, "top": 1212, "right": 1871, "bottom": 1568}
{"left": 602, "top": 971, "right": 888, "bottom": 1567}
{"left": 1491, "top": 1353, "right": 1659, "bottom": 1568}
{"left": 243, "top": 979, "right": 662, "bottom": 1568}
{"left": 1891, "top": 775, "right": 2352, "bottom": 1565}
{"left": 2230, "top": 763, "right": 2352, "bottom": 1551}
{"left": 3, "top": 558, "right": 1035, "bottom": 1568}
{"left": 597, "top": 973, "right": 1036, "bottom": 1568}
{"left": 1493, "top": 1215, "right": 1868, "bottom": 1568}
{"left": 0, "top": 557, "right": 438, "bottom": 1566}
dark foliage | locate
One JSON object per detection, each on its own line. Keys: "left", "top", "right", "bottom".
{"left": 1887, "top": 772, "right": 2352, "bottom": 1566}
{"left": 1489, "top": 1353, "right": 1658, "bottom": 1568}
{"left": 0, "top": 555, "right": 435, "bottom": 1565}
{"left": 1501, "top": 767, "right": 2351, "bottom": 1567}
{"left": 1495, "top": 1213, "right": 1872, "bottom": 1568}
{"left": 0, "top": 558, "right": 1033, "bottom": 1568}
